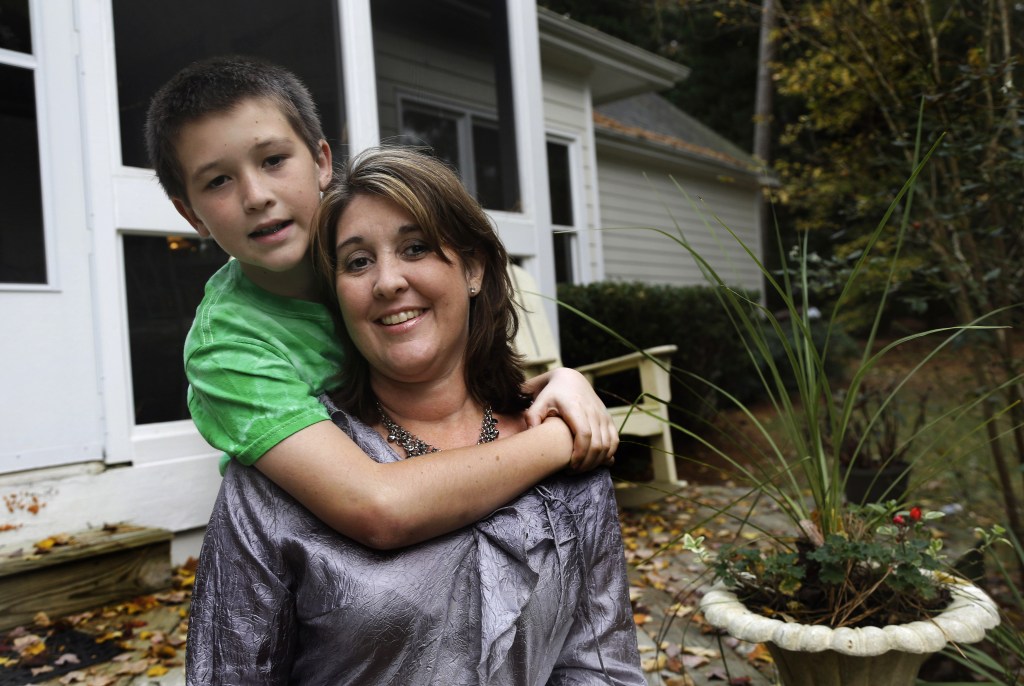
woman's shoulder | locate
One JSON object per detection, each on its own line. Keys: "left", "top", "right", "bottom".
{"left": 318, "top": 393, "right": 398, "bottom": 464}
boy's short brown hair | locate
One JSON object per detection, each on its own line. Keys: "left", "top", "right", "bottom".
{"left": 145, "top": 55, "right": 326, "bottom": 204}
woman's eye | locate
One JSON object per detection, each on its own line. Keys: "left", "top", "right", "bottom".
{"left": 404, "top": 241, "right": 431, "bottom": 258}
{"left": 343, "top": 255, "right": 372, "bottom": 272}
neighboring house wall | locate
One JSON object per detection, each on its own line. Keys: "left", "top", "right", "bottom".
{"left": 596, "top": 148, "right": 763, "bottom": 293}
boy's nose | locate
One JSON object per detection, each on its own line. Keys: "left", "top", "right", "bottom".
{"left": 241, "top": 174, "right": 273, "bottom": 211}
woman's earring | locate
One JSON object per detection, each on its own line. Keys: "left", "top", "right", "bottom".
{"left": 469, "top": 286, "right": 477, "bottom": 295}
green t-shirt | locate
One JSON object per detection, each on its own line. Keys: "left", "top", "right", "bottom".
{"left": 185, "top": 260, "right": 344, "bottom": 467}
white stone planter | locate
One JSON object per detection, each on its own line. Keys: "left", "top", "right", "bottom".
{"left": 699, "top": 575, "right": 1000, "bottom": 686}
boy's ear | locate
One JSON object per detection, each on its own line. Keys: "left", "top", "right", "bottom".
{"left": 172, "top": 197, "right": 211, "bottom": 238}
{"left": 315, "top": 140, "right": 332, "bottom": 192}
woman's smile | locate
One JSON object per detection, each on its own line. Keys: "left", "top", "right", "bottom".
{"left": 379, "top": 308, "right": 426, "bottom": 326}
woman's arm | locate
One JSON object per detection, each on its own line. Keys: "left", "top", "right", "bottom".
{"left": 256, "top": 416, "right": 575, "bottom": 549}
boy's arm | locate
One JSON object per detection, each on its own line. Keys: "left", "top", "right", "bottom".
{"left": 255, "top": 416, "right": 574, "bottom": 550}
{"left": 522, "top": 367, "right": 618, "bottom": 471}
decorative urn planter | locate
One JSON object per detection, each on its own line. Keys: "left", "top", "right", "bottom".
{"left": 699, "top": 575, "right": 1000, "bottom": 686}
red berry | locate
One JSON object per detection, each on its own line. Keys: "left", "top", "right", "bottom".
{"left": 909, "top": 506, "right": 922, "bottom": 522}
{"left": 893, "top": 514, "right": 906, "bottom": 526}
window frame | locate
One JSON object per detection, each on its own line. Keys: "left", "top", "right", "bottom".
{"left": 545, "top": 132, "right": 587, "bottom": 285}
{"left": 396, "top": 92, "right": 504, "bottom": 202}
{"left": 0, "top": 3, "right": 59, "bottom": 292}
{"left": 76, "top": 0, "right": 553, "bottom": 464}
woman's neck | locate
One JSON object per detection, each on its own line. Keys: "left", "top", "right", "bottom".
{"left": 371, "top": 377, "right": 485, "bottom": 451}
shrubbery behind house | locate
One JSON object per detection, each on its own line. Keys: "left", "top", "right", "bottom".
{"left": 556, "top": 281, "right": 857, "bottom": 439}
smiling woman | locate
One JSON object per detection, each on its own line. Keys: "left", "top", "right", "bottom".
{"left": 184, "top": 146, "right": 645, "bottom": 684}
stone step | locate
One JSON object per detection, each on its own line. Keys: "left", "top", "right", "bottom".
{"left": 0, "top": 524, "right": 172, "bottom": 631}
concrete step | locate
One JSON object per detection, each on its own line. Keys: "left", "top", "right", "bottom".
{"left": 0, "top": 525, "right": 172, "bottom": 632}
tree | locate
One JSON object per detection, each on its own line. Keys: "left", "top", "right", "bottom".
{"left": 770, "top": 0, "right": 1024, "bottom": 543}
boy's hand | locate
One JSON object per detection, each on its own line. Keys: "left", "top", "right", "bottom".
{"left": 523, "top": 367, "right": 618, "bottom": 471}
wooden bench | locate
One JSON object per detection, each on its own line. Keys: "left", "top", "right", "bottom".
{"left": 509, "top": 264, "right": 685, "bottom": 506}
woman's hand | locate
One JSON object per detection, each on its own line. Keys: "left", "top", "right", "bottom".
{"left": 523, "top": 367, "right": 618, "bottom": 472}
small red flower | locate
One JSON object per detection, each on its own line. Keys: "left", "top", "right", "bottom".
{"left": 893, "top": 514, "right": 906, "bottom": 526}
{"left": 909, "top": 506, "right": 922, "bottom": 522}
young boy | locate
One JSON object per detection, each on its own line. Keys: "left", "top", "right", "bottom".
{"left": 145, "top": 56, "right": 617, "bottom": 549}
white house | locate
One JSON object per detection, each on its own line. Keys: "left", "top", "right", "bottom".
{"left": 0, "top": 0, "right": 763, "bottom": 561}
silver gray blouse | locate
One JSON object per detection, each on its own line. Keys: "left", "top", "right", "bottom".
{"left": 186, "top": 404, "right": 643, "bottom": 685}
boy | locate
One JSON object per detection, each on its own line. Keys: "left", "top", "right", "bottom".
{"left": 145, "top": 56, "right": 617, "bottom": 549}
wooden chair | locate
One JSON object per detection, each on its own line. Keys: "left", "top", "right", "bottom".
{"left": 508, "top": 264, "right": 685, "bottom": 507}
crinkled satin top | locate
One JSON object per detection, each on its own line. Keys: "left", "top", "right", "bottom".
{"left": 186, "top": 401, "right": 643, "bottom": 685}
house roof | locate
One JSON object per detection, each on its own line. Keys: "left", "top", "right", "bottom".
{"left": 594, "top": 92, "right": 764, "bottom": 179}
{"left": 537, "top": 7, "right": 689, "bottom": 104}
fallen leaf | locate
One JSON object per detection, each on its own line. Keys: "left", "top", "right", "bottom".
{"left": 640, "top": 654, "right": 667, "bottom": 672}
{"left": 147, "top": 665, "right": 169, "bottom": 677}
{"left": 745, "top": 643, "right": 773, "bottom": 664}
{"left": 31, "top": 665, "right": 55, "bottom": 676}
{"left": 664, "top": 675, "right": 696, "bottom": 686}
{"left": 54, "top": 653, "right": 81, "bottom": 666}
{"left": 115, "top": 659, "right": 151, "bottom": 675}
{"left": 681, "top": 653, "right": 709, "bottom": 669}
{"left": 59, "top": 670, "right": 87, "bottom": 684}
{"left": 683, "top": 645, "right": 720, "bottom": 658}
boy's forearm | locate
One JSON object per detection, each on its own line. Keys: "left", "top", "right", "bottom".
{"left": 255, "top": 418, "right": 573, "bottom": 549}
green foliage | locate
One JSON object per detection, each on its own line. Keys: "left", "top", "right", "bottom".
{"left": 556, "top": 280, "right": 756, "bottom": 418}
{"left": 539, "top": 0, "right": 760, "bottom": 150}
{"left": 714, "top": 504, "right": 953, "bottom": 626}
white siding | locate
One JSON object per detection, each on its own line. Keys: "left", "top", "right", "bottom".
{"left": 596, "top": 152, "right": 763, "bottom": 293}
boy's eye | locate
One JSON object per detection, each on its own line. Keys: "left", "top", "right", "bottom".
{"left": 207, "top": 175, "right": 229, "bottom": 189}
{"left": 265, "top": 155, "right": 286, "bottom": 168}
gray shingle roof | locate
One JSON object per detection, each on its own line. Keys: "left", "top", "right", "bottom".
{"left": 595, "top": 92, "right": 760, "bottom": 174}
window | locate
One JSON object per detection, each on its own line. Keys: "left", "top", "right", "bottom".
{"left": 112, "top": 0, "right": 346, "bottom": 167}
{"left": 0, "top": 0, "right": 47, "bottom": 285}
{"left": 547, "top": 139, "right": 577, "bottom": 284}
{"left": 398, "top": 99, "right": 517, "bottom": 211}
{"left": 123, "top": 235, "right": 228, "bottom": 424}
{"left": 112, "top": 0, "right": 345, "bottom": 426}
{"left": 373, "top": 0, "right": 520, "bottom": 211}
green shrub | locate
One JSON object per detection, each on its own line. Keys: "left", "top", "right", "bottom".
{"left": 556, "top": 281, "right": 754, "bottom": 423}
{"left": 556, "top": 281, "right": 857, "bottom": 462}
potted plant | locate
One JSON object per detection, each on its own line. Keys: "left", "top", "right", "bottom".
{"left": 654, "top": 141, "right": 1010, "bottom": 685}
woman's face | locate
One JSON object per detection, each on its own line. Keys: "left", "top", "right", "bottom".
{"left": 334, "top": 193, "right": 483, "bottom": 386}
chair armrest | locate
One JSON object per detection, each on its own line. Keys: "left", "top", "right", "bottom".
{"left": 574, "top": 344, "right": 677, "bottom": 379}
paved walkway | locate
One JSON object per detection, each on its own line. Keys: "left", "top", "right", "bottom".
{"left": 6, "top": 485, "right": 787, "bottom": 686}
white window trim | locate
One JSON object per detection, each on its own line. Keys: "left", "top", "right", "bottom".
{"left": 0, "top": 4, "right": 60, "bottom": 292}
{"left": 545, "top": 131, "right": 590, "bottom": 285}
{"left": 396, "top": 91, "right": 501, "bottom": 198}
